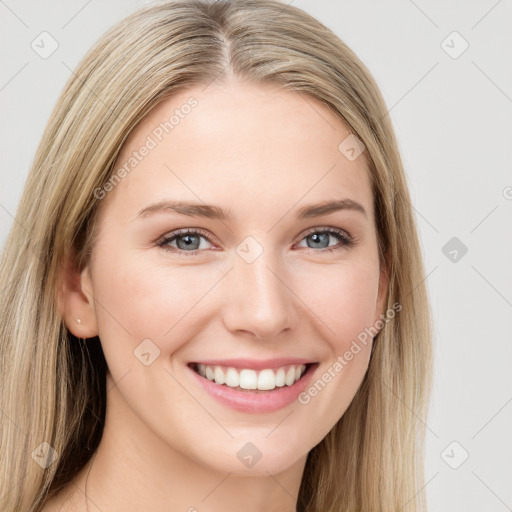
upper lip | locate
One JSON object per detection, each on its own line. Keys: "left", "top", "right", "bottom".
{"left": 188, "top": 358, "right": 317, "bottom": 370}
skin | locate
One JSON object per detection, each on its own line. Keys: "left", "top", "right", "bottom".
{"left": 47, "top": 80, "right": 388, "bottom": 512}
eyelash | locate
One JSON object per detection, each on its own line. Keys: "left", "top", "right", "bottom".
{"left": 157, "top": 227, "right": 355, "bottom": 256}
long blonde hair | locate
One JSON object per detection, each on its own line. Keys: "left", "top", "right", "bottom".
{"left": 0, "top": 1, "right": 432, "bottom": 510}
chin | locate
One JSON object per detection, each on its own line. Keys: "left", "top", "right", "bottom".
{"left": 198, "top": 443, "right": 308, "bottom": 477}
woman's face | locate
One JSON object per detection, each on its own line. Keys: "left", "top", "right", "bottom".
{"left": 76, "top": 80, "right": 388, "bottom": 476}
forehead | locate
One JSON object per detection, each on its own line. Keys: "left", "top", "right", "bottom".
{"left": 100, "top": 80, "right": 373, "bottom": 223}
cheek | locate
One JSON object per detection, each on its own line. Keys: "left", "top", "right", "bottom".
{"left": 90, "top": 248, "right": 222, "bottom": 360}
{"left": 292, "top": 260, "right": 379, "bottom": 429}
{"left": 295, "top": 259, "right": 380, "bottom": 347}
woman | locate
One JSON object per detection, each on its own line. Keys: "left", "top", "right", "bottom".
{"left": 0, "top": 1, "right": 432, "bottom": 510}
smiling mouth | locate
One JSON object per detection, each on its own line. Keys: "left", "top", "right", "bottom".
{"left": 188, "top": 362, "right": 317, "bottom": 392}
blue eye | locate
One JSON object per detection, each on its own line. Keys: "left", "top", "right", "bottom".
{"left": 297, "top": 228, "right": 354, "bottom": 252}
{"left": 158, "top": 229, "right": 213, "bottom": 254}
{"left": 158, "top": 227, "right": 354, "bottom": 255}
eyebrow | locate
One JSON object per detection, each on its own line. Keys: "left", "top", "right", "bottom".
{"left": 135, "top": 198, "right": 367, "bottom": 221}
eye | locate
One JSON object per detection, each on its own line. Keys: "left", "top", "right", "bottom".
{"left": 157, "top": 227, "right": 355, "bottom": 256}
{"left": 295, "top": 228, "right": 354, "bottom": 252}
{"left": 158, "top": 229, "right": 214, "bottom": 255}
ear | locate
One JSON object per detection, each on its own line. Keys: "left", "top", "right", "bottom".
{"left": 374, "top": 248, "right": 390, "bottom": 326}
{"left": 56, "top": 247, "right": 98, "bottom": 339}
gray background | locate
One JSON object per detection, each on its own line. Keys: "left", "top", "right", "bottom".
{"left": 1, "top": 1, "right": 511, "bottom": 510}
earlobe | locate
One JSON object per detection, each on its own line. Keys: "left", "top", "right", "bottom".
{"left": 56, "top": 248, "right": 98, "bottom": 339}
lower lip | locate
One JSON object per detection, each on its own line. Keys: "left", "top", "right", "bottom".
{"left": 188, "top": 363, "right": 319, "bottom": 414}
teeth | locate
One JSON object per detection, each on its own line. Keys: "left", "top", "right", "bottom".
{"left": 195, "top": 363, "right": 307, "bottom": 390}
{"left": 275, "top": 368, "right": 285, "bottom": 387}
{"left": 257, "top": 369, "right": 275, "bottom": 390}
{"left": 285, "top": 367, "right": 296, "bottom": 386}
{"left": 214, "top": 366, "right": 225, "bottom": 385}
{"left": 225, "top": 367, "right": 239, "bottom": 387}
{"left": 205, "top": 366, "right": 214, "bottom": 381}
{"left": 240, "top": 369, "right": 257, "bottom": 390}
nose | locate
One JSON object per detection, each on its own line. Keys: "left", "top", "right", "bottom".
{"left": 221, "top": 249, "right": 297, "bottom": 340}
